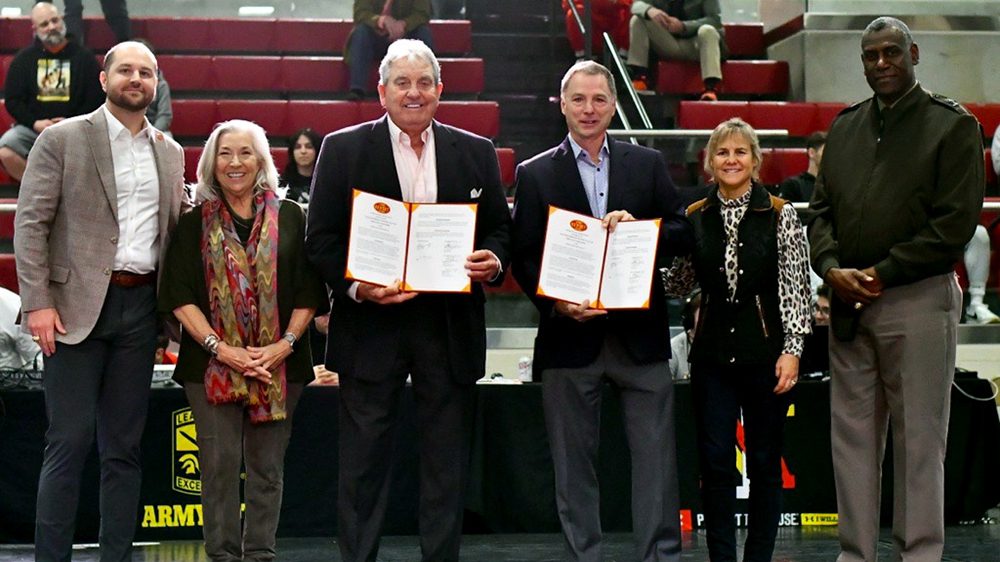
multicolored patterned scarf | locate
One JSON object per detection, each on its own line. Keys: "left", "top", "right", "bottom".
{"left": 201, "top": 189, "right": 286, "bottom": 423}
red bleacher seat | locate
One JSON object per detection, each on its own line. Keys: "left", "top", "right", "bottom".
{"left": 0, "top": 254, "right": 17, "bottom": 292}
{"left": 700, "top": 147, "right": 807, "bottom": 186}
{"left": 677, "top": 101, "right": 750, "bottom": 130}
{"left": 0, "top": 208, "right": 13, "bottom": 239}
{"left": 0, "top": 18, "right": 473, "bottom": 56}
{"left": 967, "top": 104, "right": 1000, "bottom": 138}
{"left": 749, "top": 101, "right": 821, "bottom": 137}
{"left": 759, "top": 148, "right": 808, "bottom": 186}
{"left": 169, "top": 99, "right": 500, "bottom": 139}
{"left": 815, "top": 102, "right": 848, "bottom": 130}
{"left": 496, "top": 147, "right": 515, "bottom": 187}
{"left": 0, "top": 99, "right": 12, "bottom": 131}
{"left": 286, "top": 101, "right": 362, "bottom": 136}
{"left": 157, "top": 55, "right": 213, "bottom": 91}
{"left": 724, "top": 23, "right": 765, "bottom": 58}
{"left": 0, "top": 19, "right": 32, "bottom": 52}
{"left": 679, "top": 101, "right": 850, "bottom": 136}
{"left": 656, "top": 60, "right": 788, "bottom": 97}
{"left": 0, "top": 54, "right": 11, "bottom": 90}
{"left": 986, "top": 149, "right": 997, "bottom": 190}
{"left": 216, "top": 100, "right": 289, "bottom": 133}
{"left": 182, "top": 146, "right": 517, "bottom": 188}
{"left": 214, "top": 55, "right": 284, "bottom": 91}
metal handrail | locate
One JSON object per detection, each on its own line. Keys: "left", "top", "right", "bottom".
{"left": 566, "top": 1, "right": 593, "bottom": 60}
{"left": 603, "top": 32, "right": 654, "bottom": 131}
{"left": 608, "top": 128, "right": 790, "bottom": 138}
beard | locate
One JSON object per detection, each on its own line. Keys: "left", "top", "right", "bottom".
{"left": 37, "top": 27, "right": 66, "bottom": 47}
{"left": 107, "top": 88, "right": 155, "bottom": 112}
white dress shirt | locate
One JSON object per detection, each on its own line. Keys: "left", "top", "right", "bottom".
{"left": 103, "top": 104, "right": 160, "bottom": 274}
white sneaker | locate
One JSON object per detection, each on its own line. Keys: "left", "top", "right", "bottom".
{"left": 966, "top": 302, "right": 1000, "bottom": 324}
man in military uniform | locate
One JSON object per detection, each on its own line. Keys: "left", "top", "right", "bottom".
{"left": 807, "top": 16, "right": 983, "bottom": 562}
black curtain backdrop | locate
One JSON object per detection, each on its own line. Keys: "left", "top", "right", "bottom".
{"left": 0, "top": 379, "right": 997, "bottom": 543}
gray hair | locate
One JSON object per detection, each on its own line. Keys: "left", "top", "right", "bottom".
{"left": 863, "top": 16, "right": 913, "bottom": 48}
{"left": 560, "top": 60, "right": 617, "bottom": 101}
{"left": 378, "top": 39, "right": 441, "bottom": 86}
{"left": 194, "top": 119, "right": 279, "bottom": 204}
{"left": 702, "top": 117, "right": 763, "bottom": 181}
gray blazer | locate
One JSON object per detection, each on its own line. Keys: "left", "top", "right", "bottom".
{"left": 14, "top": 106, "right": 187, "bottom": 344}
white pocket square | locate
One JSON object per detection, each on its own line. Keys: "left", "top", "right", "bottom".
{"left": 470, "top": 188, "right": 482, "bottom": 199}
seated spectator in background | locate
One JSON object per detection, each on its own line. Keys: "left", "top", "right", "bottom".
{"left": 135, "top": 39, "right": 173, "bottom": 135}
{"left": 563, "top": 0, "right": 632, "bottom": 60}
{"left": 432, "top": 0, "right": 463, "bottom": 19}
{"left": 626, "top": 0, "right": 725, "bottom": 100}
{"left": 668, "top": 288, "right": 700, "bottom": 380}
{"left": 0, "top": 286, "right": 42, "bottom": 370}
{"left": 63, "top": 0, "right": 131, "bottom": 45}
{"left": 280, "top": 127, "right": 322, "bottom": 204}
{"left": 779, "top": 131, "right": 825, "bottom": 203}
{"left": 0, "top": 2, "right": 102, "bottom": 182}
{"left": 154, "top": 335, "right": 178, "bottom": 365}
{"left": 964, "top": 224, "right": 999, "bottom": 323}
{"left": 346, "top": 0, "right": 434, "bottom": 100}
{"left": 814, "top": 284, "right": 831, "bottom": 326}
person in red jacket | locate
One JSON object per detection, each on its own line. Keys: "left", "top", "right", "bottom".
{"left": 562, "top": 0, "right": 633, "bottom": 59}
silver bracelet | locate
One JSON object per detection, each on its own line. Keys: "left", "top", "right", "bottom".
{"left": 202, "top": 333, "right": 221, "bottom": 357}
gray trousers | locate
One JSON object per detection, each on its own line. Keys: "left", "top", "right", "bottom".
{"left": 627, "top": 17, "right": 722, "bottom": 81}
{"left": 542, "top": 334, "right": 681, "bottom": 562}
{"left": 184, "top": 383, "right": 303, "bottom": 562}
{"left": 34, "top": 284, "right": 157, "bottom": 562}
{"left": 830, "top": 272, "right": 961, "bottom": 562}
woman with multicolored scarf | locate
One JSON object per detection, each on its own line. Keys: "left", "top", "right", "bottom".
{"left": 158, "top": 119, "right": 325, "bottom": 561}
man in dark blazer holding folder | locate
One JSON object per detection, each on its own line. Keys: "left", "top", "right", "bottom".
{"left": 305, "top": 39, "right": 510, "bottom": 562}
{"left": 511, "top": 60, "right": 692, "bottom": 562}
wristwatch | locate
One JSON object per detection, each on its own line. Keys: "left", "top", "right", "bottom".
{"left": 281, "top": 332, "right": 297, "bottom": 349}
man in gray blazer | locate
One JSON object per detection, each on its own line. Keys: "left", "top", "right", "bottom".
{"left": 14, "top": 41, "right": 186, "bottom": 562}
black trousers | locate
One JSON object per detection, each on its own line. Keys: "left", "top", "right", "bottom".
{"left": 63, "top": 0, "right": 131, "bottom": 43}
{"left": 337, "top": 299, "right": 476, "bottom": 562}
{"left": 690, "top": 360, "right": 790, "bottom": 562}
{"left": 34, "top": 284, "right": 157, "bottom": 562}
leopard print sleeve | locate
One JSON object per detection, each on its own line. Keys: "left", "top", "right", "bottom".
{"left": 661, "top": 256, "right": 697, "bottom": 298}
{"left": 777, "top": 204, "right": 813, "bottom": 356}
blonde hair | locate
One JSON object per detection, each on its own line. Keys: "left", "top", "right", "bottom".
{"left": 702, "top": 117, "right": 763, "bottom": 182}
{"left": 194, "top": 120, "right": 279, "bottom": 204}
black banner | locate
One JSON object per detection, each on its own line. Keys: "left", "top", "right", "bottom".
{"left": 0, "top": 379, "right": 997, "bottom": 542}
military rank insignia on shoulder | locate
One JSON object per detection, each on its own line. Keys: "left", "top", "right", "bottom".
{"left": 838, "top": 99, "right": 866, "bottom": 116}
{"left": 928, "top": 93, "right": 971, "bottom": 115}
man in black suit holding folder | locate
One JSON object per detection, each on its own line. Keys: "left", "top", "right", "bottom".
{"left": 511, "top": 60, "right": 693, "bottom": 562}
{"left": 305, "top": 39, "right": 510, "bottom": 562}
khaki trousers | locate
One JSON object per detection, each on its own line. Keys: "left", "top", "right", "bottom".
{"left": 829, "top": 273, "right": 960, "bottom": 562}
{"left": 627, "top": 17, "right": 722, "bottom": 81}
{"left": 185, "top": 383, "right": 304, "bottom": 562}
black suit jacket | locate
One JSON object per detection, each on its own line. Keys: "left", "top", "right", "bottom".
{"left": 511, "top": 137, "right": 693, "bottom": 373}
{"left": 305, "top": 116, "right": 511, "bottom": 383}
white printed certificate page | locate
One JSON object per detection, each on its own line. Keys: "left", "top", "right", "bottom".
{"left": 403, "top": 202, "right": 477, "bottom": 293}
{"left": 536, "top": 207, "right": 605, "bottom": 306}
{"left": 597, "top": 219, "right": 661, "bottom": 309}
{"left": 345, "top": 190, "right": 409, "bottom": 287}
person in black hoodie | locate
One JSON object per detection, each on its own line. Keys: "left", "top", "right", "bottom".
{"left": 279, "top": 127, "right": 322, "bottom": 204}
{"left": 663, "top": 117, "right": 811, "bottom": 562}
{"left": 0, "top": 2, "right": 102, "bottom": 182}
